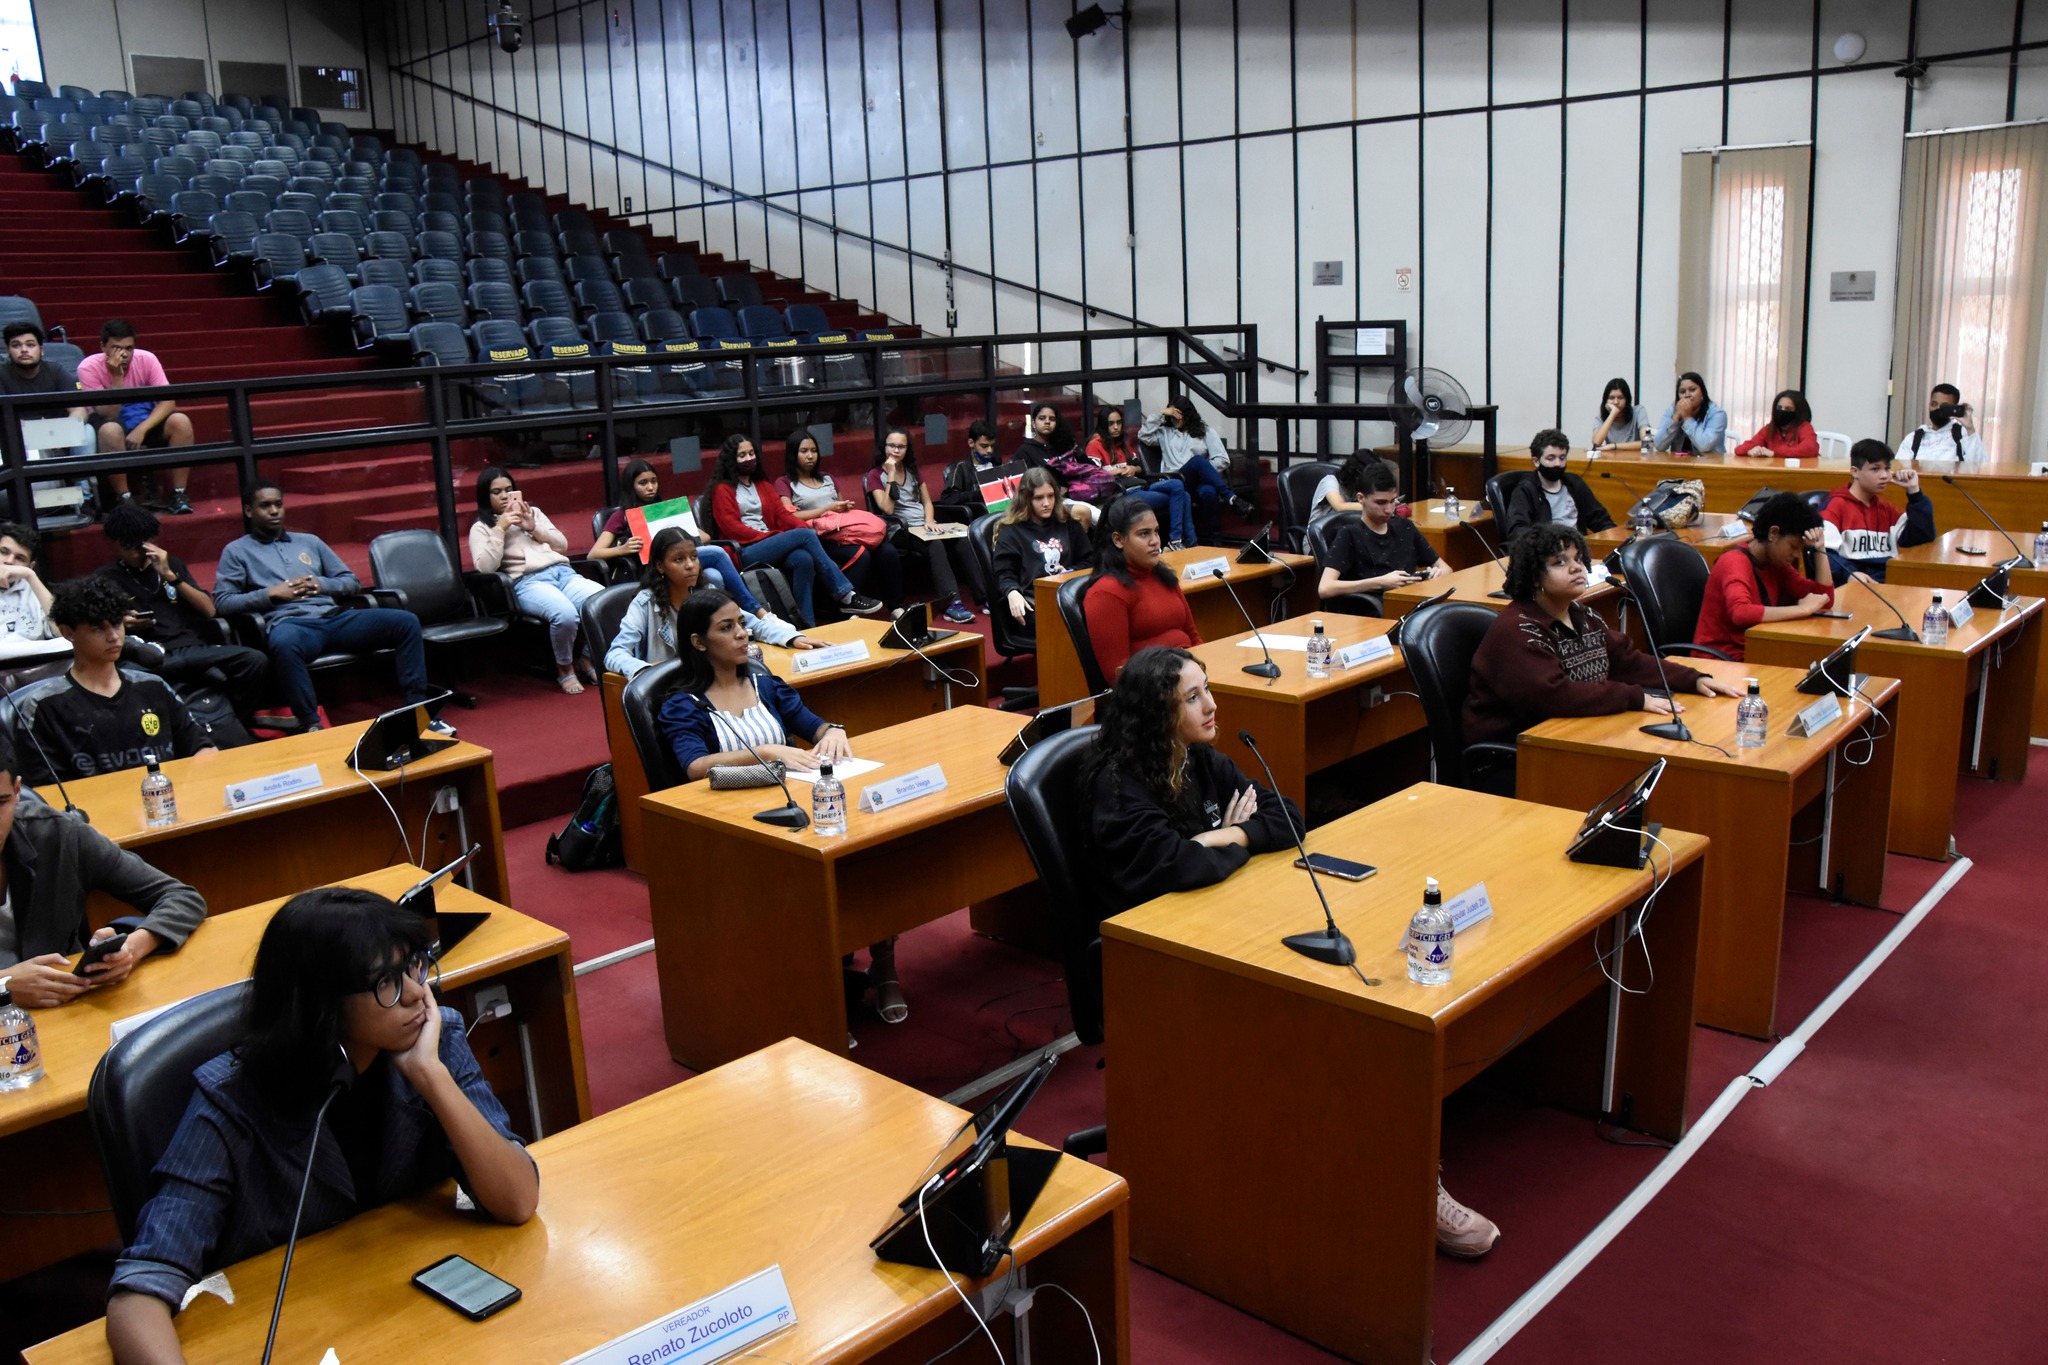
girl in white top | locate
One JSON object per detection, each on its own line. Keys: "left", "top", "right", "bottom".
{"left": 604, "top": 528, "right": 823, "bottom": 678}
{"left": 1139, "top": 393, "right": 1255, "bottom": 532}
{"left": 468, "top": 465, "right": 604, "bottom": 693}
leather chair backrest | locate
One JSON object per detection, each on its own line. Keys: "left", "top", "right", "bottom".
{"left": 967, "top": 513, "right": 1029, "bottom": 657}
{"left": 1276, "top": 460, "right": 1338, "bottom": 552}
{"left": 1002, "top": 725, "right": 1108, "bottom": 1044}
{"left": 580, "top": 582, "right": 640, "bottom": 666}
{"left": 368, "top": 528, "right": 469, "bottom": 623}
{"left": 621, "top": 659, "right": 687, "bottom": 792}
{"left": 1484, "top": 468, "right": 1534, "bottom": 532}
{"left": 88, "top": 980, "right": 253, "bottom": 1242}
{"left": 1398, "top": 599, "right": 1499, "bottom": 789}
{"left": 1054, "top": 573, "right": 1109, "bottom": 694}
{"left": 1615, "top": 535, "right": 1712, "bottom": 647}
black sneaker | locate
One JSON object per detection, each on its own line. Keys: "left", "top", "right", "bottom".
{"left": 1228, "top": 494, "right": 1256, "bottom": 519}
{"left": 167, "top": 492, "right": 194, "bottom": 515}
{"left": 839, "top": 593, "right": 886, "bottom": 616}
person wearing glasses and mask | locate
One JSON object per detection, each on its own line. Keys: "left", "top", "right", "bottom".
{"left": 1896, "top": 383, "right": 1988, "bottom": 464}
{"left": 104, "top": 886, "right": 538, "bottom": 1362}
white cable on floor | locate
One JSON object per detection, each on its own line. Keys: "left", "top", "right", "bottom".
{"left": 1449, "top": 855, "right": 1974, "bottom": 1365}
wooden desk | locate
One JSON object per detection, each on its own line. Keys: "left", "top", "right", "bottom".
{"left": 642, "top": 706, "right": 1037, "bottom": 1070}
{"left": 1745, "top": 580, "right": 2042, "bottom": 859}
{"left": 54, "top": 720, "right": 508, "bottom": 919}
{"left": 1103, "top": 783, "right": 1705, "bottom": 1364}
{"left": 601, "top": 618, "right": 989, "bottom": 873}
{"left": 27, "top": 1039, "right": 1130, "bottom": 1365}
{"left": 1518, "top": 661, "right": 1898, "bottom": 1037}
{"left": 1406, "top": 503, "right": 1495, "bottom": 570}
{"left": 1185, "top": 613, "right": 1424, "bottom": 807}
{"left": 1889, "top": 529, "right": 2048, "bottom": 738}
{"left": 0, "top": 864, "right": 587, "bottom": 1277}
{"left": 1033, "top": 546, "right": 1317, "bottom": 704}
{"left": 1382, "top": 558, "right": 1621, "bottom": 619}
{"left": 1584, "top": 512, "right": 1754, "bottom": 563}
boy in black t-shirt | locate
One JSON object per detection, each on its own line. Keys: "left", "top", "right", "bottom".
{"left": 1316, "top": 459, "right": 1449, "bottom": 600}
{"left": 20, "top": 578, "right": 215, "bottom": 786}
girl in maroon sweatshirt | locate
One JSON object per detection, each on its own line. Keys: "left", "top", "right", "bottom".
{"left": 1463, "top": 524, "right": 1742, "bottom": 748}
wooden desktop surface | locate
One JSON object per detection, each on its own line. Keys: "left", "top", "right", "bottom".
{"left": 641, "top": 706, "right": 1039, "bottom": 1069}
{"left": 54, "top": 719, "right": 508, "bottom": 914}
{"left": 0, "top": 865, "right": 588, "bottom": 1275}
{"left": 1889, "top": 529, "right": 2048, "bottom": 737}
{"left": 1382, "top": 557, "right": 1619, "bottom": 619}
{"left": 1745, "top": 580, "right": 2042, "bottom": 858}
{"left": 1032, "top": 546, "right": 1317, "bottom": 704}
{"left": 27, "top": 1039, "right": 1131, "bottom": 1365}
{"left": 601, "top": 617, "right": 988, "bottom": 872}
{"left": 1405, "top": 502, "right": 1496, "bottom": 569}
{"left": 1584, "top": 511, "right": 1754, "bottom": 561}
{"left": 1102, "top": 782, "right": 1706, "bottom": 1364}
{"left": 1185, "top": 612, "right": 1424, "bottom": 805}
{"left": 1518, "top": 662, "right": 1899, "bottom": 1037}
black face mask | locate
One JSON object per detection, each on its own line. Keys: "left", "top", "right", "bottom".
{"left": 1931, "top": 403, "right": 1958, "bottom": 425}
{"left": 1774, "top": 408, "right": 1798, "bottom": 428}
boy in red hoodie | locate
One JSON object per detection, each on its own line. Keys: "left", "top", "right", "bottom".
{"left": 1819, "top": 439, "right": 1936, "bottom": 583}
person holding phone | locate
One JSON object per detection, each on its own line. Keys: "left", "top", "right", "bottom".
{"left": 865, "top": 428, "right": 979, "bottom": 625}
{"left": 1694, "top": 492, "right": 1834, "bottom": 660}
{"left": 1316, "top": 459, "right": 1447, "bottom": 601}
{"left": 104, "top": 886, "right": 538, "bottom": 1363}
{"left": 1896, "top": 382, "right": 1989, "bottom": 463}
{"left": 469, "top": 466, "right": 604, "bottom": 695}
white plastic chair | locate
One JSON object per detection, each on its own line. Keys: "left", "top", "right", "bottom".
{"left": 1814, "top": 430, "right": 1853, "bottom": 458}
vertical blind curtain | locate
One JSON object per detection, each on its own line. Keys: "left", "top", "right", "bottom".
{"left": 1676, "top": 145, "right": 1812, "bottom": 444}
{"left": 1892, "top": 122, "right": 2048, "bottom": 463}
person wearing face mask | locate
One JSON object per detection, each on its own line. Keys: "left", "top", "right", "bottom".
{"left": 1464, "top": 523, "right": 1741, "bottom": 752}
{"left": 1734, "top": 389, "right": 1819, "bottom": 458}
{"left": 1896, "top": 383, "right": 1988, "bottom": 464}
{"left": 1819, "top": 439, "right": 1937, "bottom": 583}
{"left": 702, "top": 434, "right": 885, "bottom": 627}
{"left": 1081, "top": 495, "right": 1201, "bottom": 681}
{"left": 1501, "top": 430, "right": 1617, "bottom": 541}
{"left": 1650, "top": 372, "right": 1729, "bottom": 455}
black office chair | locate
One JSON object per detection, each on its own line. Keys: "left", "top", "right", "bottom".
{"left": 1276, "top": 460, "right": 1338, "bottom": 554}
{"left": 620, "top": 659, "right": 686, "bottom": 792}
{"left": 580, "top": 582, "right": 640, "bottom": 671}
{"left": 88, "top": 981, "right": 253, "bottom": 1242}
{"left": 966, "top": 513, "right": 1038, "bottom": 712}
{"left": 1303, "top": 512, "right": 1383, "bottom": 618}
{"left": 1611, "top": 536, "right": 1731, "bottom": 660}
{"left": 1003, "top": 725, "right": 1109, "bottom": 1157}
{"left": 1054, "top": 573, "right": 1109, "bottom": 695}
{"left": 1483, "top": 469, "right": 1535, "bottom": 536}
{"left": 368, "top": 529, "right": 511, "bottom": 706}
{"left": 1400, "top": 599, "right": 1518, "bottom": 795}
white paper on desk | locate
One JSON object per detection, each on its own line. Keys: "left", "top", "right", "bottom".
{"left": 1236, "top": 633, "right": 1313, "bottom": 652}
{"left": 785, "top": 757, "right": 884, "bottom": 784}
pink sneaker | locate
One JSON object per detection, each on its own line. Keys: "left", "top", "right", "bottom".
{"left": 1437, "top": 1180, "right": 1500, "bottom": 1258}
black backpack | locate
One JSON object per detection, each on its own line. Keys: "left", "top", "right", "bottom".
{"left": 545, "top": 763, "right": 622, "bottom": 871}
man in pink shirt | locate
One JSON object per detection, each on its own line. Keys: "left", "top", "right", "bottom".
{"left": 77, "top": 319, "right": 194, "bottom": 515}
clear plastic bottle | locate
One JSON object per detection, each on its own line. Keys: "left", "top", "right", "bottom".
{"left": 1406, "top": 877, "right": 1454, "bottom": 986}
{"left": 1736, "top": 678, "right": 1768, "bottom": 749}
{"left": 811, "top": 760, "right": 846, "bottom": 837}
{"left": 0, "top": 986, "right": 45, "bottom": 1091}
{"left": 746, "top": 639, "right": 766, "bottom": 668}
{"left": 1442, "top": 488, "right": 1461, "bottom": 520}
{"left": 2033, "top": 520, "right": 2048, "bottom": 572}
{"left": 1305, "top": 619, "right": 1331, "bottom": 678}
{"left": 140, "top": 752, "right": 176, "bottom": 828}
{"left": 1921, "top": 592, "right": 1950, "bottom": 647}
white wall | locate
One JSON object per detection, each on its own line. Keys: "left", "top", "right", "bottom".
{"left": 32, "top": 0, "right": 372, "bottom": 126}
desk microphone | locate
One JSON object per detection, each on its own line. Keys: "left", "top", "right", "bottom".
{"left": 1455, "top": 505, "right": 1513, "bottom": 599}
{"left": 1, "top": 674, "right": 88, "bottom": 822}
{"left": 1938, "top": 474, "right": 2032, "bottom": 567}
{"left": 1603, "top": 577, "right": 1694, "bottom": 743}
{"left": 1853, "top": 574, "right": 1921, "bottom": 642}
{"left": 733, "top": 732, "right": 811, "bottom": 829}
{"left": 1237, "top": 729, "right": 1363, "bottom": 973}
{"left": 1598, "top": 470, "right": 1660, "bottom": 534}
{"left": 1210, "top": 567, "right": 1280, "bottom": 679}
{"left": 261, "top": 1047, "right": 356, "bottom": 1365}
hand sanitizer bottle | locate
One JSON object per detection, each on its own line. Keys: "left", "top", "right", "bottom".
{"left": 1921, "top": 592, "right": 1950, "bottom": 647}
{"left": 811, "top": 760, "right": 846, "bottom": 836}
{"left": 1306, "top": 620, "right": 1331, "bottom": 678}
{"left": 1406, "top": 877, "right": 1454, "bottom": 986}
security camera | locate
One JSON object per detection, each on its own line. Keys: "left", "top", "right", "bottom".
{"left": 489, "top": 1, "right": 523, "bottom": 54}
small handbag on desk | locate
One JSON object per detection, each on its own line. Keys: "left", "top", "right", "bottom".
{"left": 709, "top": 760, "right": 787, "bottom": 789}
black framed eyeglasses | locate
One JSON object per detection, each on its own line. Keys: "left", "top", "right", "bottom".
{"left": 365, "top": 948, "right": 441, "bottom": 1008}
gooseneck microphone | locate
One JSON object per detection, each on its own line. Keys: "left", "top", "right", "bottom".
{"left": 1603, "top": 578, "right": 1694, "bottom": 743}
{"left": 1598, "top": 469, "right": 1659, "bottom": 534}
{"left": 1237, "top": 729, "right": 1364, "bottom": 973}
{"left": 731, "top": 730, "right": 812, "bottom": 829}
{"left": 1938, "top": 474, "right": 2031, "bottom": 566}
{"left": 1210, "top": 567, "right": 1280, "bottom": 679}
{"left": 1853, "top": 573, "right": 1921, "bottom": 643}
{"left": 261, "top": 1047, "right": 356, "bottom": 1365}
{"left": 1456, "top": 504, "right": 1513, "bottom": 600}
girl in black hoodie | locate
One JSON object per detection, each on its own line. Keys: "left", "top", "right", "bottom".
{"left": 1088, "top": 645, "right": 1302, "bottom": 915}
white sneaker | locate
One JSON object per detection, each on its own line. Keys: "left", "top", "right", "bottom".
{"left": 1436, "top": 1180, "right": 1499, "bottom": 1259}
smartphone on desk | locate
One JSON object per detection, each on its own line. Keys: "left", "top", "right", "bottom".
{"left": 1295, "top": 853, "right": 1377, "bottom": 882}
{"left": 1813, "top": 610, "right": 1853, "bottom": 619}
{"left": 414, "top": 1255, "right": 521, "bottom": 1321}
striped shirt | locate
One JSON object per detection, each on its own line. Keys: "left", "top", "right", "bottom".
{"left": 708, "top": 678, "right": 790, "bottom": 754}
